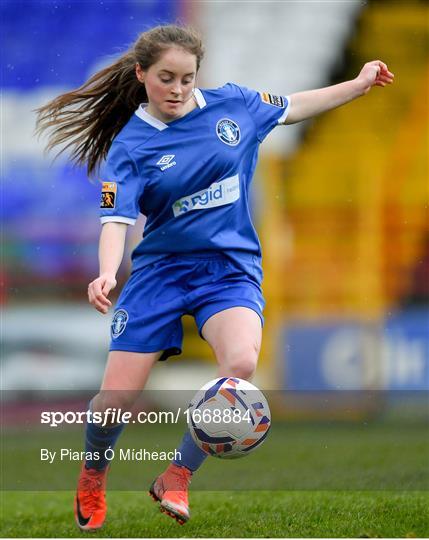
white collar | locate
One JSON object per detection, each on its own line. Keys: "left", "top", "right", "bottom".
{"left": 134, "top": 88, "right": 206, "bottom": 131}
{"left": 193, "top": 88, "right": 207, "bottom": 109}
{"left": 134, "top": 106, "right": 168, "bottom": 130}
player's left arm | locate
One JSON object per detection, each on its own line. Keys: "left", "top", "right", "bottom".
{"left": 283, "top": 60, "right": 394, "bottom": 125}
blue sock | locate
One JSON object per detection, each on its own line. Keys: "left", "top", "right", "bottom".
{"left": 173, "top": 430, "right": 208, "bottom": 472}
{"left": 84, "top": 402, "right": 125, "bottom": 470}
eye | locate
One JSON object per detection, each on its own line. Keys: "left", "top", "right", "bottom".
{"left": 160, "top": 77, "right": 172, "bottom": 84}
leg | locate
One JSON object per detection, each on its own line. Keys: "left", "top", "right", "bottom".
{"left": 85, "top": 350, "right": 160, "bottom": 469}
{"left": 79, "top": 256, "right": 186, "bottom": 529}
{"left": 201, "top": 306, "right": 262, "bottom": 379}
{"left": 93, "top": 350, "right": 161, "bottom": 416}
{"left": 75, "top": 350, "right": 160, "bottom": 531}
{"left": 158, "top": 308, "right": 262, "bottom": 525}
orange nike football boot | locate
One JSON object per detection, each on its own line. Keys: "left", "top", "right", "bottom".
{"left": 149, "top": 463, "right": 192, "bottom": 524}
{"left": 74, "top": 463, "right": 108, "bottom": 531}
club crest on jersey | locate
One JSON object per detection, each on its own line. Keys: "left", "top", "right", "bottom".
{"left": 260, "top": 92, "right": 284, "bottom": 108}
{"left": 156, "top": 154, "right": 176, "bottom": 171}
{"left": 100, "top": 182, "right": 117, "bottom": 209}
{"left": 216, "top": 118, "right": 240, "bottom": 146}
{"left": 111, "top": 309, "right": 128, "bottom": 339}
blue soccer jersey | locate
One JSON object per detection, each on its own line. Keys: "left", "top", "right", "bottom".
{"left": 99, "top": 83, "right": 290, "bottom": 282}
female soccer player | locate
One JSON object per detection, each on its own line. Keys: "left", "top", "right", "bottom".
{"left": 36, "top": 24, "right": 394, "bottom": 531}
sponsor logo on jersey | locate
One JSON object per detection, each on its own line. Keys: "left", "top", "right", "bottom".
{"left": 111, "top": 309, "right": 128, "bottom": 339}
{"left": 156, "top": 154, "right": 177, "bottom": 171}
{"left": 260, "top": 92, "right": 284, "bottom": 108}
{"left": 100, "top": 182, "right": 117, "bottom": 209}
{"left": 172, "top": 174, "right": 240, "bottom": 217}
{"left": 216, "top": 118, "right": 240, "bottom": 146}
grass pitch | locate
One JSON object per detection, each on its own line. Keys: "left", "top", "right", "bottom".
{"left": 1, "top": 419, "right": 428, "bottom": 537}
{"left": 1, "top": 490, "right": 428, "bottom": 538}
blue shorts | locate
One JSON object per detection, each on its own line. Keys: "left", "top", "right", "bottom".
{"left": 109, "top": 253, "right": 265, "bottom": 360}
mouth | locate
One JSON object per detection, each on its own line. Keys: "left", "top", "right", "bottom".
{"left": 166, "top": 100, "right": 181, "bottom": 105}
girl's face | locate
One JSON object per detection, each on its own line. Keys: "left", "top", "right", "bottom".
{"left": 136, "top": 47, "right": 197, "bottom": 122}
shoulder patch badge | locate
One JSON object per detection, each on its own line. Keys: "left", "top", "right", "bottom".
{"left": 100, "top": 182, "right": 117, "bottom": 209}
{"left": 260, "top": 92, "right": 284, "bottom": 108}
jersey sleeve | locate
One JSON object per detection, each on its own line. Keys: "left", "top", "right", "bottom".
{"left": 237, "top": 84, "right": 290, "bottom": 142}
{"left": 99, "top": 142, "right": 144, "bottom": 226}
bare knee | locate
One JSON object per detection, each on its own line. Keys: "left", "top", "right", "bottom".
{"left": 92, "top": 390, "right": 139, "bottom": 415}
{"left": 218, "top": 343, "right": 259, "bottom": 380}
{"left": 230, "top": 359, "right": 257, "bottom": 380}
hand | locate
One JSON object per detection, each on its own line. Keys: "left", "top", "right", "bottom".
{"left": 355, "top": 60, "right": 394, "bottom": 95}
{"left": 87, "top": 273, "right": 117, "bottom": 314}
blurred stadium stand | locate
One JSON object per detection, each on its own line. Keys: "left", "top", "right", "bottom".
{"left": 258, "top": 1, "right": 429, "bottom": 400}
{"left": 2, "top": 0, "right": 181, "bottom": 302}
{"left": 2, "top": 0, "right": 190, "bottom": 391}
{"left": 201, "top": 0, "right": 362, "bottom": 155}
{"left": 273, "top": 1, "right": 429, "bottom": 316}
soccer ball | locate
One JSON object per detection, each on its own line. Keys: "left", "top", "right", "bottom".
{"left": 187, "top": 377, "right": 271, "bottom": 459}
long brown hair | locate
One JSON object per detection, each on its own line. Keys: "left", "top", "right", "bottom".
{"left": 35, "top": 25, "right": 204, "bottom": 176}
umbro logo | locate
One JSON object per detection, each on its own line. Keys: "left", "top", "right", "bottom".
{"left": 156, "top": 154, "right": 177, "bottom": 171}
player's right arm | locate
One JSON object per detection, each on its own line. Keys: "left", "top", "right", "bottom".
{"left": 88, "top": 222, "right": 128, "bottom": 314}
{"left": 91, "top": 140, "right": 145, "bottom": 314}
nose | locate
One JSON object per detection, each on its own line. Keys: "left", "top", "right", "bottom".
{"left": 171, "top": 81, "right": 182, "bottom": 96}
